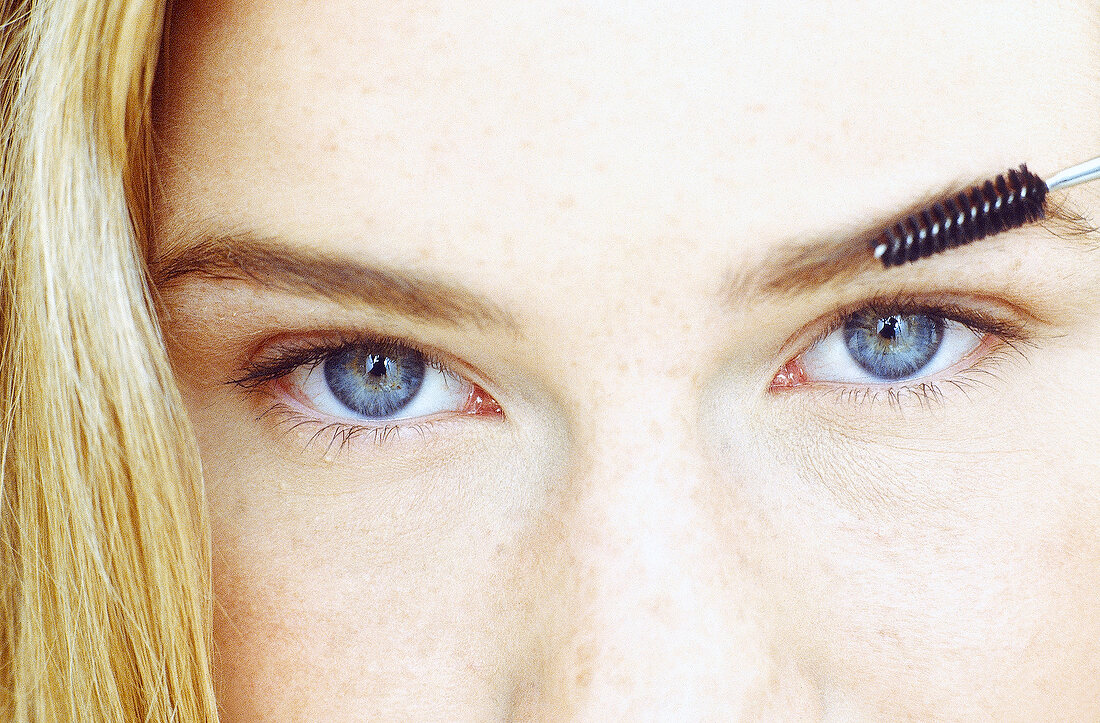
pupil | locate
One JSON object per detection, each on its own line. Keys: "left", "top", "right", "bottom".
{"left": 368, "top": 355, "right": 388, "bottom": 377}
{"left": 878, "top": 316, "right": 899, "bottom": 341}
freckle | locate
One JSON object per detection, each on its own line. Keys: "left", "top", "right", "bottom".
{"left": 558, "top": 195, "right": 576, "bottom": 210}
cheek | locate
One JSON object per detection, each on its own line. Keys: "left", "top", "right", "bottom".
{"left": 202, "top": 431, "right": 560, "bottom": 720}
{"left": 208, "top": 488, "right": 517, "bottom": 718}
{"left": 705, "top": 375, "right": 1100, "bottom": 717}
{"left": 798, "top": 474, "right": 1100, "bottom": 718}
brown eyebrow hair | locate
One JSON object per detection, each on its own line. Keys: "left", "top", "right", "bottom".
{"left": 726, "top": 189, "right": 1099, "bottom": 300}
{"left": 151, "top": 232, "right": 520, "bottom": 332}
{"left": 154, "top": 188, "right": 1098, "bottom": 325}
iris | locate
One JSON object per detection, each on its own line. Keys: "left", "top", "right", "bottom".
{"left": 842, "top": 310, "right": 944, "bottom": 380}
{"left": 322, "top": 345, "right": 426, "bottom": 418}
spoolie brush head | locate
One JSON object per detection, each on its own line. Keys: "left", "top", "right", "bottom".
{"left": 873, "top": 164, "right": 1048, "bottom": 267}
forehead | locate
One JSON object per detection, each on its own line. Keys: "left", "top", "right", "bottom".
{"left": 154, "top": 0, "right": 1100, "bottom": 287}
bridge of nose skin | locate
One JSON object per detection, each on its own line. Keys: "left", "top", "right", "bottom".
{"left": 506, "top": 384, "right": 822, "bottom": 721}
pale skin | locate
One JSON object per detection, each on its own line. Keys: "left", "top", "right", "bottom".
{"left": 154, "top": 0, "right": 1100, "bottom": 719}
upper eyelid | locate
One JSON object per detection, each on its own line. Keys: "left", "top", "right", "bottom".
{"left": 230, "top": 349, "right": 326, "bottom": 388}
{"left": 818, "top": 303, "right": 1021, "bottom": 344}
{"left": 229, "top": 333, "right": 439, "bottom": 387}
{"left": 776, "top": 292, "right": 1031, "bottom": 363}
{"left": 228, "top": 330, "right": 500, "bottom": 399}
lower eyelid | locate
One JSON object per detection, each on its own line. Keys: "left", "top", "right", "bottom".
{"left": 254, "top": 400, "right": 445, "bottom": 451}
{"left": 768, "top": 334, "right": 1020, "bottom": 417}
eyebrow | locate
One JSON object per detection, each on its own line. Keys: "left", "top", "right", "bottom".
{"left": 726, "top": 188, "right": 1099, "bottom": 300}
{"left": 154, "top": 187, "right": 1098, "bottom": 325}
{"left": 151, "top": 232, "right": 519, "bottom": 332}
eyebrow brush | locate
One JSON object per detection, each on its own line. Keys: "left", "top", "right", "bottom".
{"left": 873, "top": 155, "right": 1100, "bottom": 267}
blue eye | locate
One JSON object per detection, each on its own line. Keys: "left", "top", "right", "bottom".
{"left": 792, "top": 307, "right": 985, "bottom": 386}
{"left": 842, "top": 311, "right": 944, "bottom": 381}
{"left": 284, "top": 342, "right": 475, "bottom": 423}
{"left": 323, "top": 346, "right": 425, "bottom": 417}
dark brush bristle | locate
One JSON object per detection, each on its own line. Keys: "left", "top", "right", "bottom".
{"left": 873, "top": 164, "right": 1048, "bottom": 267}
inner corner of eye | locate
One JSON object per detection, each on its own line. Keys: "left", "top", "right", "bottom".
{"left": 464, "top": 384, "right": 504, "bottom": 417}
{"left": 769, "top": 357, "right": 808, "bottom": 390}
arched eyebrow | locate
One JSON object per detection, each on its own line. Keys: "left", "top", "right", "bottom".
{"left": 724, "top": 192, "right": 1099, "bottom": 301}
{"left": 151, "top": 232, "right": 520, "bottom": 333}
{"left": 153, "top": 189, "right": 1097, "bottom": 326}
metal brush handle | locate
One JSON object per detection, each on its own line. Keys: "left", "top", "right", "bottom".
{"left": 1045, "top": 155, "right": 1100, "bottom": 192}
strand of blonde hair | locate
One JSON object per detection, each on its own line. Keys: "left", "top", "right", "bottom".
{"left": 1, "top": 0, "right": 218, "bottom": 719}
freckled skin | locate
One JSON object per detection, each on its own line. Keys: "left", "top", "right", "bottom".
{"left": 156, "top": 0, "right": 1100, "bottom": 720}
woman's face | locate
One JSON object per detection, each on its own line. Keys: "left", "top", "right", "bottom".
{"left": 154, "top": 0, "right": 1100, "bottom": 719}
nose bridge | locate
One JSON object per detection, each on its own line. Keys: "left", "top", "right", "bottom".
{"left": 528, "top": 394, "right": 770, "bottom": 720}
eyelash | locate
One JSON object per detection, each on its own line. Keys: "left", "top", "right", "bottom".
{"left": 230, "top": 332, "right": 444, "bottom": 389}
{"left": 229, "top": 294, "right": 1033, "bottom": 454}
{"left": 776, "top": 293, "right": 1033, "bottom": 408}
{"left": 229, "top": 332, "right": 494, "bottom": 452}
{"left": 258, "top": 404, "right": 440, "bottom": 452}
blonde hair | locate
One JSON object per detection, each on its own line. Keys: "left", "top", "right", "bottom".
{"left": 1, "top": 0, "right": 217, "bottom": 719}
